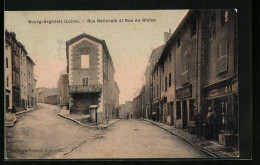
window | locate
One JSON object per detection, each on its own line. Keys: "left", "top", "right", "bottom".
{"left": 217, "top": 41, "right": 228, "bottom": 74}
{"left": 82, "top": 78, "right": 88, "bottom": 86}
{"left": 190, "top": 13, "right": 197, "bottom": 37}
{"left": 6, "top": 77, "right": 9, "bottom": 87}
{"left": 29, "top": 72, "right": 30, "bottom": 77}
{"left": 169, "top": 73, "right": 171, "bottom": 88}
{"left": 167, "top": 102, "right": 174, "bottom": 117}
{"left": 6, "top": 58, "right": 8, "bottom": 68}
{"left": 189, "top": 99, "right": 194, "bottom": 121}
{"left": 169, "top": 53, "right": 172, "bottom": 62}
{"left": 157, "top": 68, "right": 158, "bottom": 77}
{"left": 182, "top": 58, "right": 189, "bottom": 84}
{"left": 221, "top": 10, "right": 229, "bottom": 26}
{"left": 165, "top": 76, "right": 167, "bottom": 92}
{"left": 176, "top": 101, "right": 181, "bottom": 119}
{"left": 209, "top": 12, "right": 216, "bottom": 38}
{"left": 81, "top": 55, "right": 90, "bottom": 68}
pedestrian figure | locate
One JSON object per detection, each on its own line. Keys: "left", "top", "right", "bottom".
{"left": 206, "top": 107, "right": 216, "bottom": 139}
{"left": 193, "top": 109, "right": 202, "bottom": 137}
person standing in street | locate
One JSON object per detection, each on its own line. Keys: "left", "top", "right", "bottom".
{"left": 206, "top": 106, "right": 217, "bottom": 139}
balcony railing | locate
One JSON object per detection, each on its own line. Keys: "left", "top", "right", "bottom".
{"left": 68, "top": 84, "right": 102, "bottom": 94}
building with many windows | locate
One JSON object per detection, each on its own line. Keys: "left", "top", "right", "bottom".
{"left": 5, "top": 30, "right": 37, "bottom": 112}
{"left": 26, "top": 56, "right": 37, "bottom": 107}
{"left": 19, "top": 43, "right": 28, "bottom": 109}
{"left": 5, "top": 32, "right": 12, "bottom": 112}
{"left": 139, "top": 9, "right": 238, "bottom": 146}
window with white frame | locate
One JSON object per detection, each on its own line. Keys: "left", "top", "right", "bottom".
{"left": 81, "top": 55, "right": 90, "bottom": 68}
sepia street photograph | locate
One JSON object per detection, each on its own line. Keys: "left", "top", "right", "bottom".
{"left": 4, "top": 9, "right": 240, "bottom": 159}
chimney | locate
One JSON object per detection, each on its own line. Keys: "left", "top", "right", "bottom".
{"left": 164, "top": 29, "right": 171, "bottom": 43}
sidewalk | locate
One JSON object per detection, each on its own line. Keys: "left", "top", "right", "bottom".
{"left": 6, "top": 106, "right": 39, "bottom": 127}
{"left": 144, "top": 119, "right": 239, "bottom": 158}
{"left": 15, "top": 106, "right": 40, "bottom": 115}
{"left": 58, "top": 109, "right": 120, "bottom": 129}
{"left": 5, "top": 113, "right": 17, "bottom": 127}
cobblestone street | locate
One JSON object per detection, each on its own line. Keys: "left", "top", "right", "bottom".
{"left": 6, "top": 103, "right": 211, "bottom": 159}
{"left": 5, "top": 103, "right": 103, "bottom": 159}
{"left": 60, "top": 119, "right": 211, "bottom": 159}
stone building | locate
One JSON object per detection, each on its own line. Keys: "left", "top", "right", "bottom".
{"left": 148, "top": 44, "right": 165, "bottom": 121}
{"left": 148, "top": 10, "right": 238, "bottom": 146}
{"left": 19, "top": 43, "right": 28, "bottom": 109}
{"left": 57, "top": 74, "right": 69, "bottom": 106}
{"left": 133, "top": 93, "right": 142, "bottom": 119}
{"left": 43, "top": 94, "right": 60, "bottom": 105}
{"left": 4, "top": 33, "right": 12, "bottom": 112}
{"left": 119, "top": 101, "right": 133, "bottom": 119}
{"left": 5, "top": 31, "right": 21, "bottom": 110}
{"left": 36, "top": 87, "right": 47, "bottom": 103}
{"left": 113, "top": 82, "right": 120, "bottom": 118}
{"left": 26, "top": 56, "right": 37, "bottom": 107}
{"left": 5, "top": 30, "right": 37, "bottom": 111}
{"left": 66, "top": 33, "right": 119, "bottom": 123}
{"left": 201, "top": 10, "right": 238, "bottom": 146}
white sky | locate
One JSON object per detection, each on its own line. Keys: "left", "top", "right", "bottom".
{"left": 5, "top": 10, "right": 188, "bottom": 104}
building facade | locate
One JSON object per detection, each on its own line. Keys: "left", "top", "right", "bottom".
{"left": 66, "top": 33, "right": 119, "bottom": 123}
{"left": 119, "top": 101, "right": 133, "bottom": 119}
{"left": 202, "top": 10, "right": 238, "bottom": 146}
{"left": 19, "top": 44, "right": 28, "bottom": 109}
{"left": 26, "top": 56, "right": 37, "bottom": 107}
{"left": 6, "top": 31, "right": 21, "bottom": 110}
{"left": 57, "top": 74, "right": 69, "bottom": 106}
{"left": 5, "top": 34, "right": 12, "bottom": 112}
{"left": 5, "top": 30, "right": 37, "bottom": 112}
{"left": 141, "top": 10, "right": 238, "bottom": 146}
{"left": 133, "top": 93, "right": 142, "bottom": 119}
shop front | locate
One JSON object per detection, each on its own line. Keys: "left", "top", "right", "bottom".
{"left": 204, "top": 79, "right": 238, "bottom": 147}
{"left": 175, "top": 84, "right": 194, "bottom": 129}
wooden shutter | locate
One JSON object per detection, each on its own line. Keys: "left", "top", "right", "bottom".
{"left": 217, "top": 42, "right": 228, "bottom": 74}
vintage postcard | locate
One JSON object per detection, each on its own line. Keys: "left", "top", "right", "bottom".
{"left": 4, "top": 10, "right": 239, "bottom": 159}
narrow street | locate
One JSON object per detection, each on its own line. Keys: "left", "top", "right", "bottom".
{"left": 60, "top": 120, "right": 211, "bottom": 159}
{"left": 6, "top": 103, "right": 211, "bottom": 159}
{"left": 5, "top": 103, "right": 103, "bottom": 159}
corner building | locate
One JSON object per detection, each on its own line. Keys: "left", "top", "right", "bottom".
{"left": 66, "top": 33, "right": 119, "bottom": 123}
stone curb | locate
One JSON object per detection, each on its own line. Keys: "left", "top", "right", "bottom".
{"left": 58, "top": 113, "right": 120, "bottom": 129}
{"left": 16, "top": 107, "right": 39, "bottom": 115}
{"left": 5, "top": 115, "right": 17, "bottom": 127}
{"left": 143, "top": 119, "right": 223, "bottom": 158}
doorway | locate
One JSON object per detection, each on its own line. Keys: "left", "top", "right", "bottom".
{"left": 6, "top": 95, "right": 9, "bottom": 112}
{"left": 182, "top": 100, "right": 187, "bottom": 129}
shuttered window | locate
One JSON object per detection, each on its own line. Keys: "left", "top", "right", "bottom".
{"left": 217, "top": 41, "right": 228, "bottom": 74}
{"left": 82, "top": 78, "right": 88, "bottom": 86}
